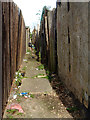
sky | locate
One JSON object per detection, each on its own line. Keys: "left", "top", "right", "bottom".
{"left": 13, "top": 0, "right": 57, "bottom": 32}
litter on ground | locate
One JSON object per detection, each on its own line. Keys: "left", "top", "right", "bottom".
{"left": 6, "top": 103, "right": 24, "bottom": 113}
{"left": 26, "top": 52, "right": 30, "bottom": 55}
{"left": 19, "top": 92, "right": 33, "bottom": 98}
{"left": 20, "top": 92, "right": 28, "bottom": 96}
{"left": 35, "top": 68, "right": 39, "bottom": 70}
{"left": 23, "top": 59, "right": 27, "bottom": 62}
{"left": 13, "top": 95, "right": 17, "bottom": 99}
{"left": 18, "top": 86, "right": 21, "bottom": 88}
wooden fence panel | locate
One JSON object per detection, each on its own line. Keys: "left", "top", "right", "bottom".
{"left": 0, "top": 1, "right": 2, "bottom": 118}
{"left": 2, "top": 2, "right": 26, "bottom": 114}
{"left": 9, "top": 2, "right": 14, "bottom": 84}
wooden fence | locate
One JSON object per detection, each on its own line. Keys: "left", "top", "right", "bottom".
{"left": 34, "top": 2, "right": 89, "bottom": 110}
{"left": 35, "top": 7, "right": 57, "bottom": 73}
{"left": 2, "top": 2, "right": 26, "bottom": 114}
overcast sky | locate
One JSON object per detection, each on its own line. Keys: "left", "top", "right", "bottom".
{"left": 13, "top": 0, "right": 57, "bottom": 32}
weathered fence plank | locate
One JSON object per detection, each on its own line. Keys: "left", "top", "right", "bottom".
{"left": 48, "top": 9, "right": 57, "bottom": 73}
{"left": 57, "top": 2, "right": 88, "bottom": 108}
{"left": 0, "top": 1, "right": 2, "bottom": 118}
{"left": 35, "top": 2, "right": 89, "bottom": 110}
{"left": 2, "top": 2, "right": 26, "bottom": 116}
{"left": 88, "top": 2, "right": 90, "bottom": 116}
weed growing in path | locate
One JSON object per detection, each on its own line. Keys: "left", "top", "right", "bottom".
{"left": 6, "top": 114, "right": 13, "bottom": 118}
{"left": 30, "top": 94, "right": 34, "bottom": 98}
{"left": 37, "top": 64, "right": 44, "bottom": 70}
{"left": 66, "top": 107, "right": 79, "bottom": 112}
{"left": 22, "top": 66, "right": 27, "bottom": 70}
{"left": 7, "top": 109, "right": 18, "bottom": 114}
{"left": 17, "top": 112, "right": 23, "bottom": 116}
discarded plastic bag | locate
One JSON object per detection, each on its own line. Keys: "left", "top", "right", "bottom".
{"left": 7, "top": 103, "right": 24, "bottom": 113}
{"left": 35, "top": 68, "right": 39, "bottom": 70}
{"left": 20, "top": 92, "right": 28, "bottom": 96}
{"left": 37, "top": 75, "right": 46, "bottom": 78}
{"left": 26, "top": 52, "right": 30, "bottom": 55}
{"left": 20, "top": 92, "right": 31, "bottom": 98}
{"left": 23, "top": 59, "right": 27, "bottom": 62}
{"left": 24, "top": 96, "right": 28, "bottom": 99}
{"left": 18, "top": 86, "right": 21, "bottom": 88}
{"left": 13, "top": 95, "right": 17, "bottom": 99}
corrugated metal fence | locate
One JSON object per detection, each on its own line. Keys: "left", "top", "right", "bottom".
{"left": 2, "top": 2, "right": 26, "bottom": 113}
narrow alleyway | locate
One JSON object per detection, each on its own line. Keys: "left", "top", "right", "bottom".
{"left": 1, "top": 1, "right": 89, "bottom": 119}
{"left": 3, "top": 49, "right": 84, "bottom": 119}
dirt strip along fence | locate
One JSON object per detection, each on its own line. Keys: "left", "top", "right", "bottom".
{"left": 34, "top": 2, "right": 89, "bottom": 110}
{"left": 2, "top": 2, "right": 26, "bottom": 113}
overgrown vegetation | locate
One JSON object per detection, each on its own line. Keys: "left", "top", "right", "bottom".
{"left": 30, "top": 94, "right": 34, "bottom": 98}
{"left": 6, "top": 109, "right": 24, "bottom": 118}
{"left": 27, "top": 49, "right": 31, "bottom": 53}
{"left": 15, "top": 67, "right": 27, "bottom": 87}
{"left": 15, "top": 71, "right": 23, "bottom": 87}
{"left": 7, "top": 109, "right": 18, "bottom": 114}
{"left": 22, "top": 66, "right": 27, "bottom": 71}
{"left": 16, "top": 98, "right": 21, "bottom": 103}
{"left": 39, "top": 52, "right": 41, "bottom": 61}
{"left": 66, "top": 107, "right": 79, "bottom": 112}
{"left": 32, "top": 69, "right": 53, "bottom": 82}
{"left": 17, "top": 113, "right": 23, "bottom": 116}
{"left": 6, "top": 114, "right": 13, "bottom": 118}
{"left": 37, "top": 64, "right": 44, "bottom": 70}
{"left": 30, "top": 32, "right": 32, "bottom": 39}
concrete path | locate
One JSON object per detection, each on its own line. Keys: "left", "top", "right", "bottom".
{"left": 3, "top": 51, "right": 73, "bottom": 118}
{"left": 19, "top": 51, "right": 53, "bottom": 93}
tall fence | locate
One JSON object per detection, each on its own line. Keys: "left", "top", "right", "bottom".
{"left": 0, "top": 1, "right": 2, "bottom": 117}
{"left": 34, "top": 2, "right": 89, "bottom": 109}
{"left": 35, "top": 7, "right": 57, "bottom": 72}
{"left": 1, "top": 2, "right": 26, "bottom": 113}
{"left": 26, "top": 27, "right": 30, "bottom": 52}
{"left": 57, "top": 2, "right": 88, "bottom": 108}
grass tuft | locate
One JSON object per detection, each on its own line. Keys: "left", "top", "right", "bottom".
{"left": 37, "top": 64, "right": 44, "bottom": 70}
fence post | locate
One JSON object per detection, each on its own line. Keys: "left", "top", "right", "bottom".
{"left": 0, "top": 1, "right": 2, "bottom": 118}
{"left": 88, "top": 2, "right": 90, "bottom": 118}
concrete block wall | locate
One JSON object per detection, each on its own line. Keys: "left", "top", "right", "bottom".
{"left": 57, "top": 2, "right": 88, "bottom": 108}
